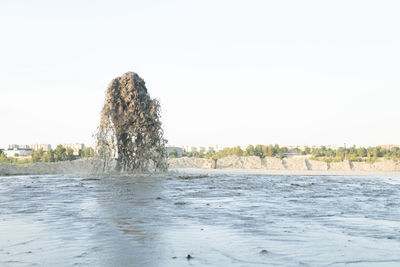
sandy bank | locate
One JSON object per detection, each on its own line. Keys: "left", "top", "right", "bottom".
{"left": 2, "top": 156, "right": 400, "bottom": 176}
{"left": 169, "top": 155, "right": 400, "bottom": 174}
{"left": 171, "top": 168, "right": 400, "bottom": 177}
{"left": 0, "top": 159, "right": 94, "bottom": 176}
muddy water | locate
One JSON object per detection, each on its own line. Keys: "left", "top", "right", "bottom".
{"left": 0, "top": 173, "right": 399, "bottom": 266}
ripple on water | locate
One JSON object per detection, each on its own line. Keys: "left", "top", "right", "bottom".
{"left": 0, "top": 174, "right": 399, "bottom": 266}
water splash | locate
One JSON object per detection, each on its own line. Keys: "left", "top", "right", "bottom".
{"left": 95, "top": 72, "right": 168, "bottom": 173}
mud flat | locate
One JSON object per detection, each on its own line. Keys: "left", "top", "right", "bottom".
{"left": 1, "top": 172, "right": 400, "bottom": 266}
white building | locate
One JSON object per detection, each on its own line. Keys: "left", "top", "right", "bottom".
{"left": 378, "top": 144, "right": 399, "bottom": 151}
{"left": 182, "top": 145, "right": 221, "bottom": 153}
{"left": 31, "top": 144, "right": 51, "bottom": 151}
{"left": 4, "top": 148, "right": 32, "bottom": 158}
{"left": 183, "top": 146, "right": 198, "bottom": 153}
{"left": 8, "top": 144, "right": 30, "bottom": 150}
{"left": 205, "top": 146, "right": 215, "bottom": 153}
{"left": 63, "top": 143, "right": 85, "bottom": 156}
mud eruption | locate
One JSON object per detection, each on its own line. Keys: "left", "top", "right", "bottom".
{"left": 96, "top": 72, "right": 168, "bottom": 173}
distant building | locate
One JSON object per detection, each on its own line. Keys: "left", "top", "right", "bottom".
{"left": 3, "top": 148, "right": 32, "bottom": 158}
{"left": 63, "top": 143, "right": 85, "bottom": 156}
{"left": 205, "top": 146, "right": 215, "bottom": 153}
{"left": 31, "top": 144, "right": 51, "bottom": 151}
{"left": 8, "top": 144, "right": 30, "bottom": 150}
{"left": 182, "top": 145, "right": 220, "bottom": 153}
{"left": 8, "top": 144, "right": 19, "bottom": 150}
{"left": 378, "top": 144, "right": 399, "bottom": 151}
{"left": 183, "top": 146, "right": 198, "bottom": 153}
{"left": 166, "top": 146, "right": 183, "bottom": 157}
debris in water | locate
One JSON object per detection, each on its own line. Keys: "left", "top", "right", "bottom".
{"left": 178, "top": 175, "right": 209, "bottom": 179}
{"left": 81, "top": 178, "right": 100, "bottom": 181}
{"left": 95, "top": 72, "right": 168, "bottom": 173}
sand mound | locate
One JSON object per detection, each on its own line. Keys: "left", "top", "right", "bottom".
{"left": 168, "top": 157, "right": 210, "bottom": 169}
{"left": 0, "top": 159, "right": 93, "bottom": 176}
{"left": 2, "top": 156, "right": 400, "bottom": 176}
{"left": 167, "top": 156, "right": 400, "bottom": 172}
{"left": 218, "top": 155, "right": 264, "bottom": 169}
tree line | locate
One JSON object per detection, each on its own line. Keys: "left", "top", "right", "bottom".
{"left": 0, "top": 146, "right": 95, "bottom": 164}
{"left": 182, "top": 145, "right": 288, "bottom": 159}
{"left": 310, "top": 145, "right": 400, "bottom": 163}
{"left": 178, "top": 145, "right": 400, "bottom": 163}
{"left": 2, "top": 144, "right": 398, "bottom": 164}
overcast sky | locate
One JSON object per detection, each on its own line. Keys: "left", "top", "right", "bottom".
{"left": 1, "top": 0, "right": 399, "bottom": 149}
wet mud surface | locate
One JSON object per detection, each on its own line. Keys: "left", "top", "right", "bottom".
{"left": 1, "top": 173, "right": 400, "bottom": 266}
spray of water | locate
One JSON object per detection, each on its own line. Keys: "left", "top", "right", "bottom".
{"left": 95, "top": 72, "right": 168, "bottom": 173}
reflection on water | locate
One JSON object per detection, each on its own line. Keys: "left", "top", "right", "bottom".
{"left": 1, "top": 174, "right": 400, "bottom": 266}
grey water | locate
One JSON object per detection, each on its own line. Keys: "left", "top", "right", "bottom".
{"left": 0, "top": 173, "right": 399, "bottom": 266}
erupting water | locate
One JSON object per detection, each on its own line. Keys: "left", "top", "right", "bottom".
{"left": 96, "top": 72, "right": 168, "bottom": 173}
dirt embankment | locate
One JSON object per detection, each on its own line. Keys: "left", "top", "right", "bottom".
{"left": 2, "top": 156, "right": 400, "bottom": 176}
{"left": 168, "top": 156, "right": 400, "bottom": 172}
{"left": 0, "top": 159, "right": 94, "bottom": 176}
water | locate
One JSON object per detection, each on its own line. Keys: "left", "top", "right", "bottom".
{"left": 1, "top": 173, "right": 399, "bottom": 266}
{"left": 96, "top": 71, "right": 168, "bottom": 173}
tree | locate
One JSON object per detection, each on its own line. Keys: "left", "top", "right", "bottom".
{"left": 232, "top": 146, "right": 243, "bottom": 156}
{"left": 31, "top": 150, "right": 39, "bottom": 162}
{"left": 303, "top": 146, "right": 311, "bottom": 155}
{"left": 66, "top": 148, "right": 75, "bottom": 161}
{"left": 205, "top": 151, "right": 217, "bottom": 159}
{"left": 254, "top": 145, "right": 264, "bottom": 158}
{"left": 357, "top": 147, "right": 367, "bottom": 158}
{"left": 81, "top": 147, "right": 94, "bottom": 158}
{"left": 33, "top": 148, "right": 44, "bottom": 162}
{"left": 0, "top": 152, "right": 8, "bottom": 163}
{"left": 267, "top": 144, "right": 275, "bottom": 157}
{"left": 54, "top": 145, "right": 66, "bottom": 162}
{"left": 280, "top": 146, "right": 289, "bottom": 153}
{"left": 43, "top": 149, "right": 54, "bottom": 163}
{"left": 246, "top": 145, "right": 255, "bottom": 156}
{"left": 169, "top": 148, "right": 178, "bottom": 158}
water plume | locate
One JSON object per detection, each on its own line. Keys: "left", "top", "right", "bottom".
{"left": 95, "top": 72, "right": 168, "bottom": 173}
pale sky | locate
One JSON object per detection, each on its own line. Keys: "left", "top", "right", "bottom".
{"left": 1, "top": 0, "right": 399, "bottom": 149}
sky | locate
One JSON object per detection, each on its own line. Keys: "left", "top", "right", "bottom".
{"left": 0, "top": 0, "right": 399, "bottom": 149}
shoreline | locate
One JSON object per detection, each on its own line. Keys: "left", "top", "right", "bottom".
{"left": 171, "top": 168, "right": 400, "bottom": 177}
{"left": 2, "top": 158, "right": 400, "bottom": 177}
{"left": 169, "top": 156, "right": 400, "bottom": 173}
